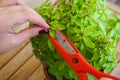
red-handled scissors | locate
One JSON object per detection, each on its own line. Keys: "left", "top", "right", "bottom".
{"left": 48, "top": 30, "right": 120, "bottom": 80}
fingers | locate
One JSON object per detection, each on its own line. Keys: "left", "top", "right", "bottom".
{"left": 1, "top": 5, "right": 49, "bottom": 29}
{"left": 0, "top": 5, "right": 25, "bottom": 15}
{"left": 0, "top": 26, "right": 45, "bottom": 54}
{"left": 13, "top": 26, "right": 45, "bottom": 46}
{"left": 0, "top": 0, "right": 23, "bottom": 7}
{"left": 0, "top": 26, "right": 47, "bottom": 54}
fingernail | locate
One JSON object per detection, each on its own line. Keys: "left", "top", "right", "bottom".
{"left": 39, "top": 29, "right": 48, "bottom": 34}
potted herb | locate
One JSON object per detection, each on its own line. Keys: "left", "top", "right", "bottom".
{"left": 30, "top": 0, "right": 120, "bottom": 80}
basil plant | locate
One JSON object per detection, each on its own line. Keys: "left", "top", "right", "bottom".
{"left": 30, "top": 0, "right": 120, "bottom": 80}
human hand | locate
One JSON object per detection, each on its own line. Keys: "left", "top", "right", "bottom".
{"left": 0, "top": 0, "right": 50, "bottom": 54}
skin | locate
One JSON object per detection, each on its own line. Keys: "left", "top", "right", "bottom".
{"left": 0, "top": 0, "right": 50, "bottom": 54}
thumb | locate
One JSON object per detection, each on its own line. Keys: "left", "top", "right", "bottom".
{"left": 14, "top": 26, "right": 46, "bottom": 45}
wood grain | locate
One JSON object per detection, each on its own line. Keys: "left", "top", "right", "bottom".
{"left": 9, "top": 55, "right": 41, "bottom": 80}
{"left": 0, "top": 43, "right": 33, "bottom": 80}
{"left": 111, "top": 63, "right": 120, "bottom": 78}
{"left": 27, "top": 65, "right": 45, "bottom": 80}
{"left": 108, "top": 1, "right": 120, "bottom": 14}
{"left": 0, "top": 41, "right": 29, "bottom": 69}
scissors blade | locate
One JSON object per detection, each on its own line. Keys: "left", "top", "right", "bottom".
{"left": 55, "top": 30, "right": 76, "bottom": 54}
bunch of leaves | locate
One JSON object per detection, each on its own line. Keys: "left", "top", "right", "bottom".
{"left": 30, "top": 0, "right": 120, "bottom": 80}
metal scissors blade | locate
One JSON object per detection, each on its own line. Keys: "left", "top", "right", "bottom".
{"left": 55, "top": 30, "right": 76, "bottom": 54}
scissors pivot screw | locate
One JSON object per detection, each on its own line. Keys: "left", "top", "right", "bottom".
{"left": 72, "top": 58, "right": 79, "bottom": 64}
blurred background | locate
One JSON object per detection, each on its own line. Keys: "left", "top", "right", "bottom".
{"left": 108, "top": 0, "right": 120, "bottom": 6}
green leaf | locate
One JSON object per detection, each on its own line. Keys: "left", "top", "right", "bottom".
{"left": 57, "top": 24, "right": 66, "bottom": 30}
{"left": 49, "top": 30, "right": 55, "bottom": 37}
{"left": 115, "top": 22, "right": 120, "bottom": 34}
{"left": 89, "top": 18, "right": 98, "bottom": 26}
{"left": 99, "top": 20, "right": 106, "bottom": 35}
{"left": 87, "top": 74, "right": 96, "bottom": 80}
{"left": 93, "top": 11, "right": 100, "bottom": 21}
{"left": 73, "top": 27, "right": 80, "bottom": 34}
{"left": 71, "top": 35, "right": 80, "bottom": 42}
{"left": 84, "top": 26, "right": 100, "bottom": 37}
{"left": 83, "top": 36, "right": 95, "bottom": 48}
{"left": 48, "top": 39, "right": 55, "bottom": 52}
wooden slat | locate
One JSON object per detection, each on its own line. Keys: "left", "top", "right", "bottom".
{"left": 108, "top": 1, "right": 120, "bottom": 14}
{"left": 9, "top": 55, "right": 41, "bottom": 80}
{"left": 0, "top": 41, "right": 29, "bottom": 69}
{"left": 111, "top": 62, "right": 120, "bottom": 78}
{"left": 0, "top": 43, "right": 33, "bottom": 80}
{"left": 27, "top": 65, "right": 45, "bottom": 80}
{"left": 116, "top": 40, "right": 120, "bottom": 59}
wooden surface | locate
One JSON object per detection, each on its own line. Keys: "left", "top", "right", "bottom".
{"left": 108, "top": 1, "right": 120, "bottom": 14}
{"left": 0, "top": 41, "right": 46, "bottom": 80}
{"left": 0, "top": 1, "right": 120, "bottom": 80}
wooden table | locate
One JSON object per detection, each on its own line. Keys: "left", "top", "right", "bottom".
{"left": 0, "top": 41, "right": 46, "bottom": 80}
{"left": 0, "top": 1, "right": 120, "bottom": 80}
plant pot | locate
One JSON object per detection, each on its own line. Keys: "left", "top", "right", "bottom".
{"left": 43, "top": 63, "right": 56, "bottom": 80}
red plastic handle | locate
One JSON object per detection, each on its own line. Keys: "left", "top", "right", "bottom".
{"left": 48, "top": 30, "right": 120, "bottom": 80}
{"left": 77, "top": 72, "right": 87, "bottom": 80}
